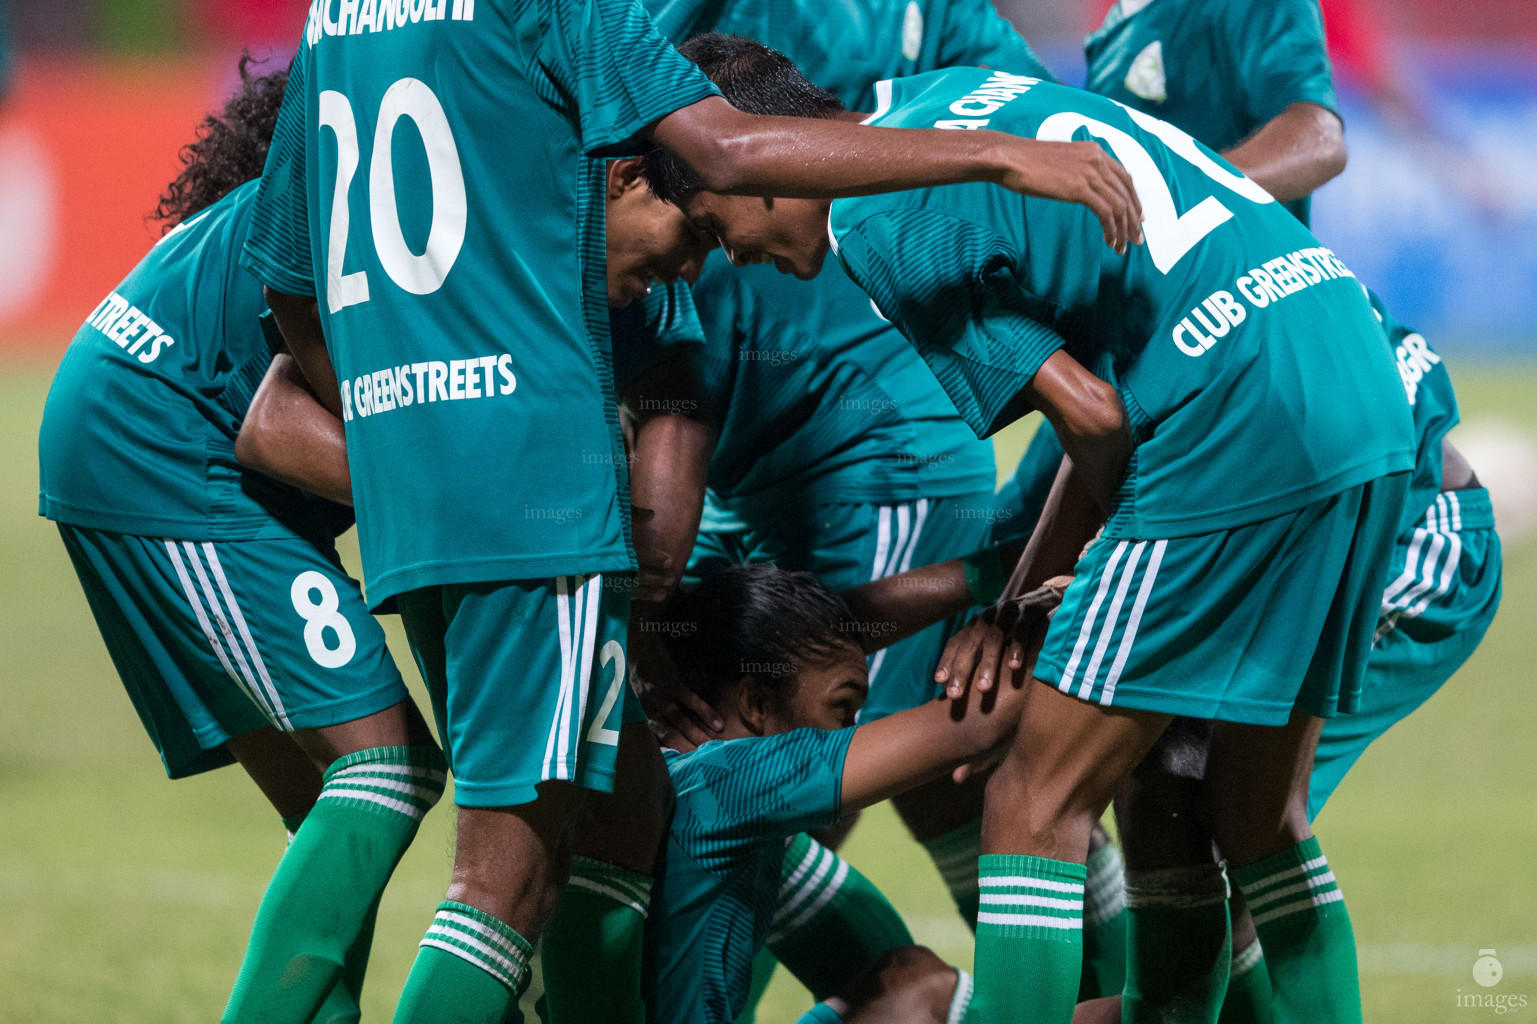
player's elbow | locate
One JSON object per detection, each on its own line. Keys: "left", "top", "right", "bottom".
{"left": 234, "top": 401, "right": 279, "bottom": 477}
{"left": 1294, "top": 103, "right": 1348, "bottom": 192}
{"left": 1060, "top": 375, "right": 1127, "bottom": 444}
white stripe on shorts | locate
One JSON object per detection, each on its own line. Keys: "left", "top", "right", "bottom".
{"left": 200, "top": 542, "right": 289, "bottom": 728}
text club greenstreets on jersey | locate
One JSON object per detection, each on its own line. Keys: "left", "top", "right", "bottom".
{"left": 341, "top": 354, "right": 516, "bottom": 421}
{"left": 1173, "top": 245, "right": 1357, "bottom": 357}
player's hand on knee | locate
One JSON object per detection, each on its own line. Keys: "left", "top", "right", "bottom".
{"left": 934, "top": 581, "right": 1064, "bottom": 698}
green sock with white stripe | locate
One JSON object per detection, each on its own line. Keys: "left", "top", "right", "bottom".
{"left": 394, "top": 901, "right": 534, "bottom": 1024}
{"left": 921, "top": 819, "right": 982, "bottom": 929}
{"left": 1231, "top": 838, "right": 1360, "bottom": 1024}
{"left": 1079, "top": 841, "right": 1128, "bottom": 1000}
{"left": 1122, "top": 863, "right": 1231, "bottom": 1023}
{"left": 768, "top": 833, "right": 914, "bottom": 1000}
{"left": 539, "top": 857, "right": 652, "bottom": 1024}
{"left": 971, "top": 854, "right": 1085, "bottom": 1023}
{"left": 1219, "top": 940, "right": 1275, "bottom": 1024}
{"left": 223, "top": 746, "right": 446, "bottom": 1024}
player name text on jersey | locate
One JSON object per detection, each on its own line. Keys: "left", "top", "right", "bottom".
{"left": 305, "top": 0, "right": 473, "bottom": 46}
{"left": 934, "top": 71, "right": 1040, "bottom": 130}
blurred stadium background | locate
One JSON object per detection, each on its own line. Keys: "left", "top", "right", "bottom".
{"left": 0, "top": 0, "right": 1532, "bottom": 1021}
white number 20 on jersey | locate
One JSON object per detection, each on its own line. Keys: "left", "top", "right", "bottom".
{"left": 320, "top": 79, "right": 468, "bottom": 313}
{"left": 1037, "top": 104, "right": 1274, "bottom": 274}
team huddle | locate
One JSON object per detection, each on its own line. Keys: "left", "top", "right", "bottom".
{"left": 36, "top": 0, "right": 1503, "bottom": 1022}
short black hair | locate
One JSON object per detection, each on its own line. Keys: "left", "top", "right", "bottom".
{"left": 154, "top": 53, "right": 288, "bottom": 231}
{"left": 661, "top": 564, "right": 860, "bottom": 710}
{"left": 643, "top": 33, "right": 845, "bottom": 206}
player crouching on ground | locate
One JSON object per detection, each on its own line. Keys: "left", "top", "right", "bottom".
{"left": 646, "top": 563, "right": 1121, "bottom": 1024}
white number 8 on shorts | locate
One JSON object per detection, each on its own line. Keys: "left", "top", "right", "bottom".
{"left": 291, "top": 571, "right": 358, "bottom": 669}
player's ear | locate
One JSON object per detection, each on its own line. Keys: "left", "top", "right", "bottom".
{"left": 737, "top": 675, "right": 773, "bottom": 736}
{"left": 608, "top": 157, "right": 649, "bottom": 199}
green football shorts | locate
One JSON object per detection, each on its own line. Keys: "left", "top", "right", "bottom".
{"left": 1034, "top": 473, "right": 1410, "bottom": 726}
{"left": 690, "top": 493, "right": 997, "bottom": 722}
{"left": 58, "top": 524, "right": 409, "bottom": 779}
{"left": 395, "top": 573, "right": 635, "bottom": 808}
{"left": 1309, "top": 486, "right": 1501, "bottom": 816}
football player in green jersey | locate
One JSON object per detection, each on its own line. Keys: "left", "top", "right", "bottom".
{"left": 646, "top": 563, "right": 1123, "bottom": 1024}
{"left": 36, "top": 60, "right": 445, "bottom": 1024}
{"left": 613, "top": 6, "right": 1129, "bottom": 1000}
{"left": 645, "top": 35, "right": 1419, "bottom": 1023}
{"left": 1082, "top": 3, "right": 1503, "bottom": 1021}
{"left": 239, "top": 2, "right": 1147, "bottom": 1020}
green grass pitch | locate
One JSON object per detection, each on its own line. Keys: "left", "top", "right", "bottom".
{"left": 1, "top": 359, "right": 1533, "bottom": 1022}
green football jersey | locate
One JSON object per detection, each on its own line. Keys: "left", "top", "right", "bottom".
{"left": 831, "top": 70, "right": 1413, "bottom": 537}
{"left": 614, "top": 257, "right": 996, "bottom": 522}
{"left": 645, "top": 728, "right": 855, "bottom": 1024}
{"left": 1084, "top": 0, "right": 1337, "bottom": 225}
{"left": 241, "top": 0, "right": 720, "bottom": 605}
{"left": 644, "top": 0, "right": 1052, "bottom": 112}
{"left": 39, "top": 181, "right": 345, "bottom": 543}
{"left": 1370, "top": 290, "right": 1460, "bottom": 537}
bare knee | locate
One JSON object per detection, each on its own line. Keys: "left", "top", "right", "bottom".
{"left": 571, "top": 723, "right": 672, "bottom": 874}
{"left": 448, "top": 784, "right": 584, "bottom": 937}
{"left": 836, "top": 945, "right": 958, "bottom": 1024}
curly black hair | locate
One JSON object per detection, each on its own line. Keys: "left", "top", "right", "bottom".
{"left": 153, "top": 53, "right": 289, "bottom": 231}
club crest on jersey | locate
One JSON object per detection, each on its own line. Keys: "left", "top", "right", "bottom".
{"left": 902, "top": 1, "right": 924, "bottom": 62}
{"left": 1124, "top": 40, "right": 1167, "bottom": 103}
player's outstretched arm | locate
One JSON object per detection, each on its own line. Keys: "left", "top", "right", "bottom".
{"left": 839, "top": 543, "right": 1025, "bottom": 654}
{"left": 236, "top": 354, "right": 352, "bottom": 506}
{"left": 840, "top": 635, "right": 1039, "bottom": 810}
{"left": 648, "top": 96, "right": 1145, "bottom": 254}
{"left": 1223, "top": 102, "right": 1346, "bottom": 202}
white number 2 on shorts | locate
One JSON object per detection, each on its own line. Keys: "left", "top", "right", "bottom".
{"left": 291, "top": 571, "right": 358, "bottom": 669}
{"left": 586, "top": 640, "right": 625, "bottom": 747}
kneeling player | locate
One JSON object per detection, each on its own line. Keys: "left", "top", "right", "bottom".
{"left": 647, "top": 564, "right": 1118, "bottom": 1024}
{"left": 645, "top": 36, "right": 1419, "bottom": 1023}
{"left": 36, "top": 60, "right": 442, "bottom": 1022}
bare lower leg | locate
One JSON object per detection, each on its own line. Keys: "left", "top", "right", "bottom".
{"left": 568, "top": 721, "right": 670, "bottom": 873}
{"left": 226, "top": 727, "right": 325, "bottom": 822}
{"left": 983, "top": 683, "right": 1169, "bottom": 860}
{"left": 1205, "top": 708, "right": 1321, "bottom": 868}
{"left": 450, "top": 783, "right": 583, "bottom": 938}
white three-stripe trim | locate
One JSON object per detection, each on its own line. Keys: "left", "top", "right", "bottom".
{"left": 867, "top": 500, "right": 929, "bottom": 684}
{"left": 164, "top": 540, "right": 291, "bottom": 729}
{"left": 544, "top": 575, "right": 603, "bottom": 781}
{"left": 1058, "top": 539, "right": 1166, "bottom": 705}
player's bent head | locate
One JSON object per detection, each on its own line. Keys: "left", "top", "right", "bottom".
{"left": 155, "top": 52, "right": 289, "bottom": 232}
{"left": 604, "top": 156, "right": 716, "bottom": 308}
{"left": 662, "top": 564, "right": 869, "bottom": 736}
{"left": 644, "top": 33, "right": 846, "bottom": 281}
